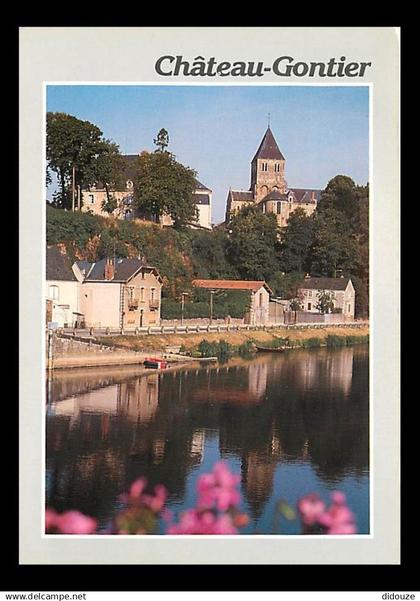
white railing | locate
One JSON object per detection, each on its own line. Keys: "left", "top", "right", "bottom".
{"left": 57, "top": 320, "right": 368, "bottom": 338}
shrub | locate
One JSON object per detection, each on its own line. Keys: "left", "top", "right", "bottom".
{"left": 300, "top": 337, "right": 322, "bottom": 348}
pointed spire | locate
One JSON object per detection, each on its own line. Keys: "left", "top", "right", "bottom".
{"left": 252, "top": 126, "right": 285, "bottom": 162}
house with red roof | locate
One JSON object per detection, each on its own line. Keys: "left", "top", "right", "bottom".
{"left": 192, "top": 279, "right": 272, "bottom": 325}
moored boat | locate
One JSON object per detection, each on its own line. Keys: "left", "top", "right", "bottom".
{"left": 144, "top": 357, "right": 168, "bottom": 369}
{"left": 255, "top": 345, "right": 286, "bottom": 353}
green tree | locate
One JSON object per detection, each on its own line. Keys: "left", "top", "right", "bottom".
{"left": 289, "top": 296, "right": 304, "bottom": 323}
{"left": 46, "top": 112, "right": 122, "bottom": 209}
{"left": 131, "top": 150, "right": 198, "bottom": 228}
{"left": 279, "top": 208, "right": 315, "bottom": 272}
{"left": 268, "top": 271, "right": 304, "bottom": 299}
{"left": 310, "top": 208, "right": 359, "bottom": 277}
{"left": 154, "top": 128, "right": 169, "bottom": 152}
{"left": 317, "top": 175, "right": 358, "bottom": 224}
{"left": 316, "top": 290, "right": 335, "bottom": 314}
{"left": 227, "top": 205, "right": 281, "bottom": 281}
{"left": 190, "top": 229, "right": 238, "bottom": 279}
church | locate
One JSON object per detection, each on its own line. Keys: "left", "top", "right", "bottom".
{"left": 225, "top": 126, "right": 321, "bottom": 227}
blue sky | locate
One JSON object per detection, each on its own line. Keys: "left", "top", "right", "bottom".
{"left": 47, "top": 85, "right": 369, "bottom": 223}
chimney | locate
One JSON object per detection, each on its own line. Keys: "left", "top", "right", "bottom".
{"left": 104, "top": 258, "right": 115, "bottom": 281}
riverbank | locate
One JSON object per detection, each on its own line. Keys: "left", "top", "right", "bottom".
{"left": 98, "top": 324, "right": 369, "bottom": 354}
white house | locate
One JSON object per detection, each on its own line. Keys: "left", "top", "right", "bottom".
{"left": 46, "top": 246, "right": 81, "bottom": 327}
{"left": 298, "top": 276, "right": 355, "bottom": 318}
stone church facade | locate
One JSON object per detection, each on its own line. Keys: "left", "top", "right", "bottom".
{"left": 225, "top": 127, "right": 320, "bottom": 227}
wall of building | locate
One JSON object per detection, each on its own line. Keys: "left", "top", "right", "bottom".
{"left": 46, "top": 280, "right": 80, "bottom": 327}
{"left": 283, "top": 311, "right": 356, "bottom": 325}
{"left": 196, "top": 202, "right": 212, "bottom": 229}
{"left": 80, "top": 282, "right": 122, "bottom": 328}
{"left": 249, "top": 287, "right": 270, "bottom": 325}
{"left": 81, "top": 189, "right": 133, "bottom": 219}
{"left": 252, "top": 158, "right": 287, "bottom": 201}
{"left": 122, "top": 270, "right": 162, "bottom": 328}
{"left": 300, "top": 284, "right": 355, "bottom": 318}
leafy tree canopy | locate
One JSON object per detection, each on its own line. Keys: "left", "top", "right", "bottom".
{"left": 131, "top": 149, "right": 198, "bottom": 228}
{"left": 227, "top": 205, "right": 281, "bottom": 281}
{"left": 46, "top": 112, "right": 123, "bottom": 209}
{"left": 279, "top": 207, "right": 315, "bottom": 273}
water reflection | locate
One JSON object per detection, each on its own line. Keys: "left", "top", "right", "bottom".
{"left": 46, "top": 345, "right": 369, "bottom": 533}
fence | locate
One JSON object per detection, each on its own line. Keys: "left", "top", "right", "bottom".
{"left": 57, "top": 320, "right": 368, "bottom": 338}
{"left": 283, "top": 311, "right": 356, "bottom": 325}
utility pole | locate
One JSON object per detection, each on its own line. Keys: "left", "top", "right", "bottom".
{"left": 210, "top": 290, "right": 215, "bottom": 325}
{"left": 72, "top": 164, "right": 76, "bottom": 212}
{"left": 181, "top": 292, "right": 189, "bottom": 326}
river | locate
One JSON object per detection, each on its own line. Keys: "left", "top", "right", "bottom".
{"left": 46, "top": 344, "right": 369, "bottom": 534}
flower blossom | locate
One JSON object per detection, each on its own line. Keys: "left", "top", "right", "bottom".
{"left": 167, "top": 509, "right": 238, "bottom": 535}
{"left": 197, "top": 461, "right": 241, "bottom": 511}
{"left": 45, "top": 508, "right": 97, "bottom": 534}
{"left": 297, "top": 491, "right": 357, "bottom": 535}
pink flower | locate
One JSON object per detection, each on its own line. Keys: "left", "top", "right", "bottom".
{"left": 166, "top": 509, "right": 238, "bottom": 535}
{"left": 130, "top": 478, "right": 147, "bottom": 499}
{"left": 297, "top": 494, "right": 326, "bottom": 526}
{"left": 56, "top": 510, "right": 97, "bottom": 534}
{"left": 45, "top": 508, "right": 59, "bottom": 531}
{"left": 298, "top": 491, "right": 357, "bottom": 535}
{"left": 197, "top": 462, "right": 241, "bottom": 511}
{"left": 331, "top": 491, "right": 346, "bottom": 505}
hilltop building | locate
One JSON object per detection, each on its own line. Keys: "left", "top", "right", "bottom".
{"left": 81, "top": 154, "right": 212, "bottom": 230}
{"left": 225, "top": 127, "right": 321, "bottom": 227}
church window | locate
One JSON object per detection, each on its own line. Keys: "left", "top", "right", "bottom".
{"left": 262, "top": 163, "right": 268, "bottom": 172}
{"left": 88, "top": 194, "right": 95, "bottom": 204}
{"left": 276, "top": 202, "right": 281, "bottom": 214}
{"left": 308, "top": 303, "right": 312, "bottom": 311}
{"left": 274, "top": 163, "right": 280, "bottom": 173}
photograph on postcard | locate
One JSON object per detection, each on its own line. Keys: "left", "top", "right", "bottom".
{"left": 44, "top": 84, "right": 370, "bottom": 537}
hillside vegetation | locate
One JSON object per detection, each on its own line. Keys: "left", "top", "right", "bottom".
{"left": 47, "top": 174, "right": 369, "bottom": 317}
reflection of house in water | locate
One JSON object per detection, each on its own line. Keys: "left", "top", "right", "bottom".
{"left": 119, "top": 375, "right": 159, "bottom": 423}
{"left": 190, "top": 363, "right": 268, "bottom": 405}
{"left": 247, "top": 363, "right": 268, "bottom": 399}
{"left": 241, "top": 429, "right": 283, "bottom": 521}
{"left": 190, "top": 429, "right": 205, "bottom": 464}
{"left": 276, "top": 347, "right": 354, "bottom": 397}
{"left": 50, "top": 374, "right": 159, "bottom": 426}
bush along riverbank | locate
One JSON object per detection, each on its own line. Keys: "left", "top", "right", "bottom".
{"left": 190, "top": 333, "right": 369, "bottom": 360}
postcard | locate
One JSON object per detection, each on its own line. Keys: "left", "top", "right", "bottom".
{"left": 19, "top": 26, "right": 400, "bottom": 564}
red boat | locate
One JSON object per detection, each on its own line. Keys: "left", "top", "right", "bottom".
{"left": 144, "top": 357, "right": 168, "bottom": 369}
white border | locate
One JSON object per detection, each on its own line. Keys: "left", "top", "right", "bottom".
{"left": 20, "top": 26, "right": 400, "bottom": 564}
